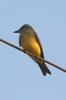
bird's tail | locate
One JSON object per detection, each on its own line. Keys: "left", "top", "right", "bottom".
{"left": 38, "top": 63, "right": 51, "bottom": 76}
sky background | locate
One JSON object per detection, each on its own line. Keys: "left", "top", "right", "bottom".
{"left": 0, "top": 0, "right": 66, "bottom": 100}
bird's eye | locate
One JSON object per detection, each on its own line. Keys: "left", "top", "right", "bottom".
{"left": 22, "top": 26, "right": 25, "bottom": 29}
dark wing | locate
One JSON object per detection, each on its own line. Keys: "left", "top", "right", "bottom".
{"left": 34, "top": 32, "right": 44, "bottom": 59}
{"left": 19, "top": 35, "right": 22, "bottom": 47}
{"left": 34, "top": 32, "right": 51, "bottom": 75}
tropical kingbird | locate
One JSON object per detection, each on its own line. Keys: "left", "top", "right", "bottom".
{"left": 14, "top": 24, "right": 51, "bottom": 76}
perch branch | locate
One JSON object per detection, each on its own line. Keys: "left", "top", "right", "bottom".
{"left": 0, "top": 38, "right": 66, "bottom": 73}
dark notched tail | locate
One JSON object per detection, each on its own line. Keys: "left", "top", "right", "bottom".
{"left": 38, "top": 63, "right": 51, "bottom": 76}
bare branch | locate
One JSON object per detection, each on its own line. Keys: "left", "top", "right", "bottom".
{"left": 0, "top": 38, "right": 66, "bottom": 73}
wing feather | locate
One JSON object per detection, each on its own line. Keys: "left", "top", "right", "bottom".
{"left": 34, "top": 32, "right": 44, "bottom": 59}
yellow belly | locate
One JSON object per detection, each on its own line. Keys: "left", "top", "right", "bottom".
{"left": 20, "top": 38, "right": 41, "bottom": 56}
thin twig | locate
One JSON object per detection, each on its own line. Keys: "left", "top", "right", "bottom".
{"left": 0, "top": 38, "right": 66, "bottom": 73}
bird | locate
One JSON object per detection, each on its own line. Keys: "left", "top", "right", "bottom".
{"left": 14, "top": 24, "right": 51, "bottom": 76}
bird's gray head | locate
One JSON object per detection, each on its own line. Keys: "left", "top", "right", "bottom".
{"left": 14, "top": 24, "right": 34, "bottom": 33}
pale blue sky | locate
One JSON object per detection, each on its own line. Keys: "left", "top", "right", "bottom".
{"left": 0, "top": 0, "right": 66, "bottom": 100}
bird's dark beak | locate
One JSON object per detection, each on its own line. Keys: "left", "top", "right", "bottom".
{"left": 13, "top": 30, "right": 19, "bottom": 33}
